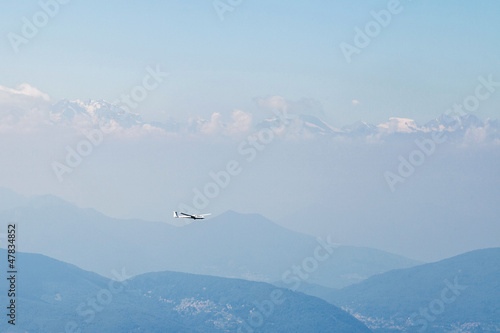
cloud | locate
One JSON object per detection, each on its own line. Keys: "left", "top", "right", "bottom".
{"left": 463, "top": 126, "right": 487, "bottom": 145}
{"left": 190, "top": 110, "right": 253, "bottom": 137}
{"left": 228, "top": 109, "right": 252, "bottom": 134}
{"left": 0, "top": 83, "right": 51, "bottom": 119}
{"left": 461, "top": 122, "right": 500, "bottom": 146}
{"left": 377, "top": 117, "right": 419, "bottom": 134}
{"left": 199, "top": 112, "right": 223, "bottom": 135}
{"left": 0, "top": 83, "right": 53, "bottom": 132}
{"left": 0, "top": 83, "right": 50, "bottom": 102}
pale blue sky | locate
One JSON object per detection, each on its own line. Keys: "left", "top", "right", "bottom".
{"left": 1, "top": 0, "right": 499, "bottom": 126}
{"left": 1, "top": 1, "right": 500, "bottom": 261}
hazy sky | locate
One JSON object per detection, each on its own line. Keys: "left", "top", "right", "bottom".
{"left": 1, "top": 1, "right": 499, "bottom": 262}
{"left": 1, "top": 0, "right": 499, "bottom": 126}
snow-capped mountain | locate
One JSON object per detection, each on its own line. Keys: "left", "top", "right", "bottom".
{"left": 258, "top": 113, "right": 492, "bottom": 138}
{"left": 50, "top": 99, "right": 143, "bottom": 128}
{"left": 341, "top": 121, "right": 378, "bottom": 136}
{"left": 256, "top": 114, "right": 342, "bottom": 136}
{"left": 423, "top": 113, "right": 484, "bottom": 132}
{"left": 40, "top": 98, "right": 500, "bottom": 141}
{"left": 377, "top": 117, "right": 419, "bottom": 134}
{"left": 298, "top": 114, "right": 343, "bottom": 134}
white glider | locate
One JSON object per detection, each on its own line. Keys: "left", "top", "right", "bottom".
{"left": 173, "top": 211, "right": 211, "bottom": 220}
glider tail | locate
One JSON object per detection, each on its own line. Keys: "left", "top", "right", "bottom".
{"left": 173, "top": 211, "right": 179, "bottom": 218}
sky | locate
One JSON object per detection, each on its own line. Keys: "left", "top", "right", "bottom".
{"left": 1, "top": 1, "right": 500, "bottom": 262}
{"left": 1, "top": 0, "right": 499, "bottom": 126}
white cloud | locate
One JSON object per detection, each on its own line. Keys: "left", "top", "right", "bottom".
{"left": 103, "top": 123, "right": 168, "bottom": 139}
{"left": 464, "top": 127, "right": 486, "bottom": 144}
{"left": 255, "top": 95, "right": 288, "bottom": 112}
{"left": 228, "top": 109, "right": 252, "bottom": 134}
{"left": 191, "top": 110, "right": 253, "bottom": 137}
{"left": 0, "top": 83, "right": 51, "bottom": 128}
{"left": 200, "top": 112, "right": 223, "bottom": 135}
{"left": 0, "top": 84, "right": 53, "bottom": 133}
{"left": 377, "top": 117, "right": 419, "bottom": 134}
{"left": 0, "top": 83, "right": 50, "bottom": 102}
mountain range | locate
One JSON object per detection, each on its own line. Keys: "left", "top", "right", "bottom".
{"left": 323, "top": 248, "right": 500, "bottom": 332}
{"left": 0, "top": 187, "right": 420, "bottom": 289}
{"left": 1, "top": 239, "right": 498, "bottom": 332}
{"left": 0, "top": 249, "right": 371, "bottom": 333}
{"left": 46, "top": 99, "right": 500, "bottom": 139}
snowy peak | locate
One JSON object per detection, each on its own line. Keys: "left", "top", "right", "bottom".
{"left": 50, "top": 99, "right": 143, "bottom": 128}
{"left": 297, "top": 114, "right": 343, "bottom": 135}
{"left": 377, "top": 117, "right": 419, "bottom": 134}
{"left": 423, "top": 113, "right": 484, "bottom": 132}
{"left": 256, "top": 114, "right": 342, "bottom": 136}
{"left": 341, "top": 121, "right": 377, "bottom": 136}
{"left": 41, "top": 98, "right": 500, "bottom": 142}
{"left": 254, "top": 112, "right": 498, "bottom": 141}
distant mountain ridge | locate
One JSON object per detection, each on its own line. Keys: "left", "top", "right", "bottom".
{"left": 0, "top": 249, "right": 371, "bottom": 333}
{"left": 0, "top": 188, "right": 420, "bottom": 289}
{"left": 50, "top": 99, "right": 142, "bottom": 128}
{"left": 45, "top": 99, "right": 500, "bottom": 139}
{"left": 324, "top": 248, "right": 500, "bottom": 332}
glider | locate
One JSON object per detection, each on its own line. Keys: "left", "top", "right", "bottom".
{"left": 173, "top": 211, "right": 211, "bottom": 220}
